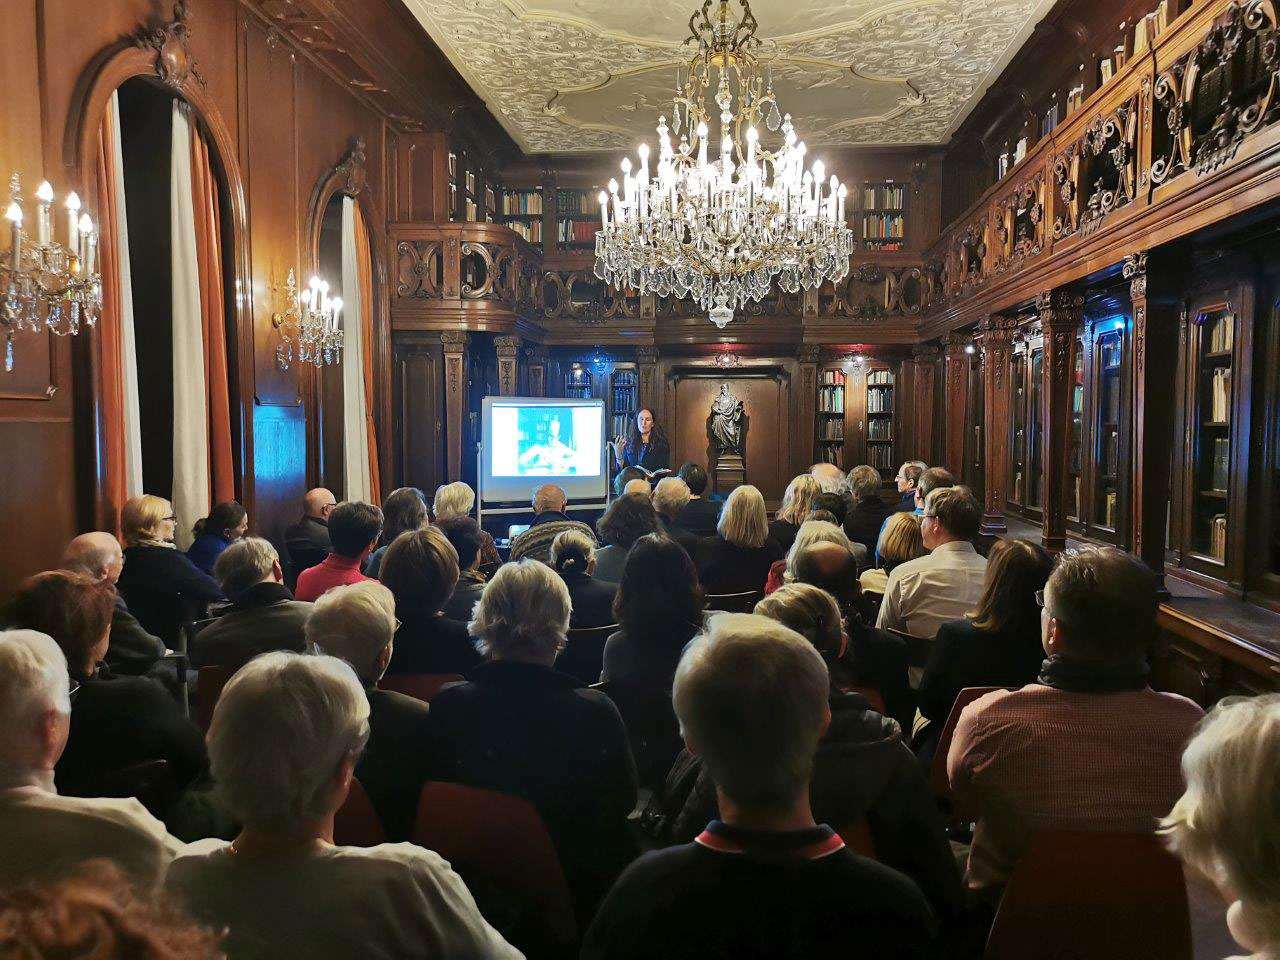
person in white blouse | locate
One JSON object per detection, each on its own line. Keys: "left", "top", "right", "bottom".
{"left": 876, "top": 486, "right": 988, "bottom": 648}
{"left": 165, "top": 651, "right": 522, "bottom": 960}
{"left": 0, "top": 629, "right": 182, "bottom": 891}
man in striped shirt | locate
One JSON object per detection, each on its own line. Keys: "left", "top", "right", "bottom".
{"left": 509, "top": 484, "right": 596, "bottom": 565}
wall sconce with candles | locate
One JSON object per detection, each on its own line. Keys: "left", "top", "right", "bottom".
{"left": 271, "top": 268, "right": 343, "bottom": 370}
{"left": 1, "top": 175, "right": 101, "bottom": 372}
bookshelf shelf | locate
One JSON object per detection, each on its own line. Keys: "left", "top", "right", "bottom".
{"left": 865, "top": 367, "right": 896, "bottom": 474}
{"left": 815, "top": 368, "right": 848, "bottom": 465}
{"left": 860, "top": 181, "right": 908, "bottom": 252}
{"left": 1190, "top": 307, "right": 1235, "bottom": 564}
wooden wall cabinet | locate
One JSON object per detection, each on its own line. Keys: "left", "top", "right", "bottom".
{"left": 1006, "top": 327, "right": 1044, "bottom": 523}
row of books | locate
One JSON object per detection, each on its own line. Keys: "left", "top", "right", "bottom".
{"left": 1209, "top": 368, "right": 1232, "bottom": 423}
{"left": 868, "top": 418, "right": 892, "bottom": 440}
{"left": 1132, "top": 1, "right": 1171, "bottom": 56}
{"left": 507, "top": 220, "right": 543, "bottom": 243}
{"left": 819, "top": 370, "right": 846, "bottom": 386}
{"left": 817, "top": 446, "right": 843, "bottom": 466}
{"left": 610, "top": 414, "right": 633, "bottom": 438}
{"left": 868, "top": 370, "right": 894, "bottom": 386}
{"left": 1103, "top": 489, "right": 1118, "bottom": 529}
{"left": 556, "top": 190, "right": 592, "bottom": 215}
{"left": 866, "top": 444, "right": 895, "bottom": 470}
{"left": 819, "top": 387, "right": 845, "bottom": 413}
{"left": 558, "top": 220, "right": 597, "bottom": 245}
{"left": 863, "top": 213, "right": 906, "bottom": 240}
{"left": 863, "top": 183, "right": 906, "bottom": 210}
{"left": 503, "top": 191, "right": 544, "bottom": 215}
{"left": 1211, "top": 437, "right": 1230, "bottom": 492}
{"left": 867, "top": 388, "right": 893, "bottom": 414}
{"left": 1209, "top": 514, "right": 1227, "bottom": 562}
{"left": 1208, "top": 315, "right": 1234, "bottom": 353}
{"left": 818, "top": 420, "right": 845, "bottom": 441}
{"left": 463, "top": 199, "right": 478, "bottom": 222}
{"left": 1101, "top": 430, "right": 1120, "bottom": 476}
{"left": 997, "top": 139, "right": 1028, "bottom": 180}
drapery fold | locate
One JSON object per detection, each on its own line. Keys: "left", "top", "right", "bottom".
{"left": 353, "top": 201, "right": 381, "bottom": 504}
{"left": 340, "top": 196, "right": 379, "bottom": 504}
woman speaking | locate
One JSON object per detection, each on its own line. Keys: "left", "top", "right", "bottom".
{"left": 611, "top": 407, "right": 670, "bottom": 473}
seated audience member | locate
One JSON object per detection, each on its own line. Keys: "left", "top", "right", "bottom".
{"left": 695, "top": 484, "right": 784, "bottom": 595}
{"left": 877, "top": 486, "right": 987, "bottom": 642}
{"left": 808, "top": 509, "right": 840, "bottom": 525}
{"left": 550, "top": 529, "right": 618, "bottom": 630}
{"left": 810, "top": 461, "right": 851, "bottom": 500}
{"left": 437, "top": 515, "right": 487, "bottom": 622}
{"left": 764, "top": 519, "right": 853, "bottom": 595}
{"left": 1163, "top": 695, "right": 1280, "bottom": 960}
{"left": 658, "top": 585, "right": 961, "bottom": 920}
{"left": 294, "top": 501, "right": 383, "bottom": 603}
{"left": 307, "top": 582, "right": 431, "bottom": 842}
{"left": 916, "top": 539, "right": 1053, "bottom": 762}
{"left": 166, "top": 652, "right": 519, "bottom": 958}
{"left": 845, "top": 464, "right": 891, "bottom": 558}
{"left": 793, "top": 542, "right": 913, "bottom": 733}
{"left": 433, "top": 481, "right": 501, "bottom": 571}
{"left": 0, "top": 630, "right": 182, "bottom": 891}
{"left": 364, "top": 486, "right": 428, "bottom": 578}
{"left": 61, "top": 532, "right": 164, "bottom": 676}
{"left": 913, "top": 466, "right": 954, "bottom": 512}
{"left": 116, "top": 495, "right": 224, "bottom": 647}
{"left": 186, "top": 500, "right": 249, "bottom": 576}
{"left": 594, "top": 492, "right": 660, "bottom": 583}
{"left": 428, "top": 560, "right": 638, "bottom": 919}
{"left": 623, "top": 477, "right": 652, "bottom": 498}
{"left": 613, "top": 466, "right": 648, "bottom": 496}
{"left": 191, "top": 537, "right": 312, "bottom": 669}
{"left": 892, "top": 460, "right": 927, "bottom": 513}
{"left": 810, "top": 491, "right": 849, "bottom": 528}
{"left": 860, "top": 512, "right": 925, "bottom": 595}
{"left": 3, "top": 572, "right": 208, "bottom": 801}
{"left": 651, "top": 476, "right": 700, "bottom": 557}
{"left": 948, "top": 546, "right": 1205, "bottom": 898}
{"left": 583, "top": 613, "right": 936, "bottom": 960}
{"left": 672, "top": 461, "right": 720, "bottom": 535}
{"left": 769, "top": 474, "right": 821, "bottom": 553}
{"left": 603, "top": 534, "right": 705, "bottom": 688}
{"left": 380, "top": 527, "right": 479, "bottom": 677}
{"left": 509, "top": 483, "right": 597, "bottom": 564}
{"left": 0, "top": 862, "right": 219, "bottom": 957}
{"left": 286, "top": 487, "right": 337, "bottom": 553}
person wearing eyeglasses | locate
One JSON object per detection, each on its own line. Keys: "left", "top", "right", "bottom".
{"left": 115, "top": 495, "right": 225, "bottom": 649}
{"left": 892, "top": 460, "right": 927, "bottom": 513}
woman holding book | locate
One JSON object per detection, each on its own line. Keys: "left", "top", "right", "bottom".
{"left": 611, "top": 407, "right": 670, "bottom": 475}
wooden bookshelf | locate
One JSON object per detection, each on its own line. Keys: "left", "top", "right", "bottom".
{"left": 860, "top": 181, "right": 908, "bottom": 252}
{"left": 556, "top": 188, "right": 598, "bottom": 253}
{"left": 502, "top": 187, "right": 545, "bottom": 245}
{"left": 815, "top": 367, "right": 847, "bottom": 467}
{"left": 865, "top": 367, "right": 896, "bottom": 475}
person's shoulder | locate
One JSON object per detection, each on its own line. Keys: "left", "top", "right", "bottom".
{"left": 369, "top": 685, "right": 432, "bottom": 719}
{"left": 824, "top": 848, "right": 934, "bottom": 917}
{"left": 1143, "top": 688, "right": 1207, "bottom": 722}
{"left": 26, "top": 792, "right": 175, "bottom": 845}
{"left": 934, "top": 617, "right": 977, "bottom": 643}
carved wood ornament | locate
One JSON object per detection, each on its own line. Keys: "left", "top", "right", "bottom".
{"left": 134, "top": 0, "right": 205, "bottom": 90}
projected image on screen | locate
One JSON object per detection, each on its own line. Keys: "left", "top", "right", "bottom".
{"left": 491, "top": 404, "right": 603, "bottom": 478}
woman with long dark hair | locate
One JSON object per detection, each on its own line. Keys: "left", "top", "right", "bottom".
{"left": 186, "top": 501, "right": 248, "bottom": 576}
{"left": 610, "top": 407, "right": 670, "bottom": 474}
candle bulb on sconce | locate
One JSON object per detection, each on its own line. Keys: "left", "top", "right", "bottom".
{"left": 5, "top": 202, "right": 21, "bottom": 273}
{"left": 35, "top": 181, "right": 52, "bottom": 246}
{"left": 66, "top": 192, "right": 81, "bottom": 253}
{"left": 271, "top": 267, "right": 343, "bottom": 370}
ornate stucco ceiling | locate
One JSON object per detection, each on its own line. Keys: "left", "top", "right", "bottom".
{"left": 399, "top": 0, "right": 1059, "bottom": 153}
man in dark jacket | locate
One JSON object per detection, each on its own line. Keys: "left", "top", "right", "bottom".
{"left": 652, "top": 477, "right": 701, "bottom": 559}
{"left": 893, "top": 460, "right": 927, "bottom": 512}
{"left": 61, "top": 532, "right": 166, "bottom": 675}
{"left": 191, "top": 537, "right": 312, "bottom": 669}
{"left": 844, "top": 464, "right": 893, "bottom": 558}
{"left": 437, "top": 515, "right": 487, "bottom": 622}
{"left": 284, "top": 487, "right": 336, "bottom": 576}
{"left": 672, "top": 462, "right": 720, "bottom": 536}
{"left": 307, "top": 580, "right": 432, "bottom": 842}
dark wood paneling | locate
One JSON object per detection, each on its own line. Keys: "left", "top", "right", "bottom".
{"left": 392, "top": 334, "right": 443, "bottom": 495}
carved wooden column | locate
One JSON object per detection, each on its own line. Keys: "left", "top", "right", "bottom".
{"left": 1126, "top": 251, "right": 1178, "bottom": 594}
{"left": 978, "top": 314, "right": 1018, "bottom": 535}
{"left": 911, "top": 343, "right": 941, "bottom": 466}
{"left": 797, "top": 344, "right": 821, "bottom": 476}
{"left": 636, "top": 346, "right": 660, "bottom": 411}
{"left": 1037, "top": 290, "right": 1084, "bottom": 551}
{"left": 495, "top": 336, "right": 521, "bottom": 396}
{"left": 943, "top": 333, "right": 971, "bottom": 477}
{"left": 441, "top": 332, "right": 468, "bottom": 480}
{"left": 525, "top": 345, "right": 549, "bottom": 397}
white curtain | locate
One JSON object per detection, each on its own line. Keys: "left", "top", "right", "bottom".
{"left": 170, "top": 102, "right": 209, "bottom": 549}
{"left": 340, "top": 196, "right": 373, "bottom": 502}
{"left": 109, "top": 90, "right": 144, "bottom": 497}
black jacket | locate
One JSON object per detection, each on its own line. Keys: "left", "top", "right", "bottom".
{"left": 672, "top": 497, "right": 720, "bottom": 537}
{"left": 767, "top": 518, "right": 800, "bottom": 553}
{"left": 56, "top": 667, "right": 209, "bottom": 798}
{"left": 917, "top": 617, "right": 1046, "bottom": 727}
{"left": 427, "top": 660, "right": 638, "bottom": 920}
{"left": 189, "top": 582, "right": 312, "bottom": 669}
{"left": 284, "top": 515, "right": 331, "bottom": 552}
{"left": 695, "top": 535, "right": 785, "bottom": 595}
{"left": 617, "top": 439, "right": 670, "bottom": 473}
{"left": 894, "top": 489, "right": 917, "bottom": 513}
{"left": 117, "top": 545, "right": 224, "bottom": 648}
{"left": 442, "top": 572, "right": 486, "bottom": 623}
{"left": 386, "top": 609, "right": 481, "bottom": 677}
{"left": 359, "top": 687, "right": 433, "bottom": 842}
{"left": 658, "top": 518, "right": 700, "bottom": 560}
{"left": 656, "top": 691, "right": 962, "bottom": 925}
{"left": 105, "top": 593, "right": 166, "bottom": 675}
{"left": 845, "top": 496, "right": 893, "bottom": 558}
{"left": 560, "top": 570, "right": 618, "bottom": 630}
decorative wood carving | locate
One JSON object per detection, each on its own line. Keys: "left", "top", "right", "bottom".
{"left": 1052, "top": 142, "right": 1082, "bottom": 239}
{"left": 1078, "top": 98, "right": 1139, "bottom": 236}
{"left": 334, "top": 138, "right": 368, "bottom": 197}
{"left": 396, "top": 241, "right": 444, "bottom": 300}
{"left": 134, "top": 0, "right": 205, "bottom": 90}
{"left": 1036, "top": 290, "right": 1084, "bottom": 550}
{"left": 943, "top": 333, "right": 971, "bottom": 479}
{"left": 494, "top": 335, "right": 520, "bottom": 396}
{"left": 977, "top": 314, "right": 1018, "bottom": 534}
{"left": 441, "top": 332, "right": 468, "bottom": 478}
{"left": 995, "top": 173, "right": 1045, "bottom": 273}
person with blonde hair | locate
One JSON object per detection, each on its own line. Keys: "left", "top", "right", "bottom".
{"left": 431, "top": 481, "right": 501, "bottom": 570}
{"left": 695, "top": 484, "right": 783, "bottom": 594}
{"left": 764, "top": 519, "right": 853, "bottom": 595}
{"left": 1164, "top": 695, "right": 1280, "bottom": 960}
{"left": 769, "top": 474, "right": 822, "bottom": 552}
{"left": 428, "top": 560, "right": 638, "bottom": 918}
{"left": 861, "top": 512, "right": 926, "bottom": 594}
{"left": 115, "top": 495, "right": 223, "bottom": 647}
{"left": 584, "top": 613, "right": 936, "bottom": 959}
{"left": 166, "top": 652, "right": 520, "bottom": 958}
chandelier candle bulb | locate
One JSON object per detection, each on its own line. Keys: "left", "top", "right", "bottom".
{"left": 86, "top": 230, "right": 97, "bottom": 276}
{"left": 77, "top": 214, "right": 92, "bottom": 265}
{"left": 330, "top": 298, "right": 342, "bottom": 333}
{"left": 5, "top": 202, "right": 21, "bottom": 272}
{"left": 35, "top": 181, "right": 52, "bottom": 246}
{"left": 66, "top": 192, "right": 81, "bottom": 251}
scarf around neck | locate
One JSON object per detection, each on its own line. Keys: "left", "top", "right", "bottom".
{"left": 1038, "top": 654, "right": 1150, "bottom": 694}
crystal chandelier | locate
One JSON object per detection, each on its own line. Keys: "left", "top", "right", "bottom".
{"left": 272, "top": 269, "right": 344, "bottom": 370}
{"left": 1, "top": 175, "right": 101, "bottom": 372}
{"left": 594, "top": 0, "right": 854, "bottom": 328}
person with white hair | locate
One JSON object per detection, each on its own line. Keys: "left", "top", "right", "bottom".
{"left": 432, "top": 481, "right": 501, "bottom": 571}
{"left": 1164, "top": 695, "right": 1280, "bottom": 960}
{"left": 0, "top": 629, "right": 182, "bottom": 891}
{"left": 582, "top": 614, "right": 935, "bottom": 959}
{"left": 809, "top": 461, "right": 851, "bottom": 497}
{"left": 61, "top": 531, "right": 165, "bottom": 675}
{"left": 190, "top": 536, "right": 312, "bottom": 669}
{"left": 509, "top": 483, "right": 597, "bottom": 565}
{"left": 166, "top": 652, "right": 520, "bottom": 959}
{"left": 307, "top": 581, "right": 431, "bottom": 842}
{"left": 651, "top": 476, "right": 700, "bottom": 558}
{"left": 763, "top": 518, "right": 855, "bottom": 595}
{"left": 549, "top": 529, "right": 618, "bottom": 630}
{"left": 694, "top": 484, "right": 784, "bottom": 594}
{"left": 428, "top": 560, "right": 638, "bottom": 919}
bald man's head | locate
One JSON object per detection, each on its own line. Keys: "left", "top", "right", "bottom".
{"left": 303, "top": 487, "right": 337, "bottom": 520}
{"left": 792, "top": 541, "right": 860, "bottom": 609}
{"left": 809, "top": 462, "right": 848, "bottom": 495}
{"left": 61, "top": 532, "right": 124, "bottom": 584}
{"left": 532, "top": 484, "right": 567, "bottom": 515}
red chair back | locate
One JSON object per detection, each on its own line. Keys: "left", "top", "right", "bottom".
{"left": 333, "top": 777, "right": 386, "bottom": 847}
{"left": 985, "top": 831, "right": 1192, "bottom": 960}
{"left": 194, "top": 665, "right": 237, "bottom": 732}
{"left": 377, "top": 673, "right": 464, "bottom": 703}
{"left": 847, "top": 686, "right": 886, "bottom": 714}
{"left": 414, "top": 782, "right": 576, "bottom": 954}
{"left": 929, "top": 685, "right": 1008, "bottom": 819}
